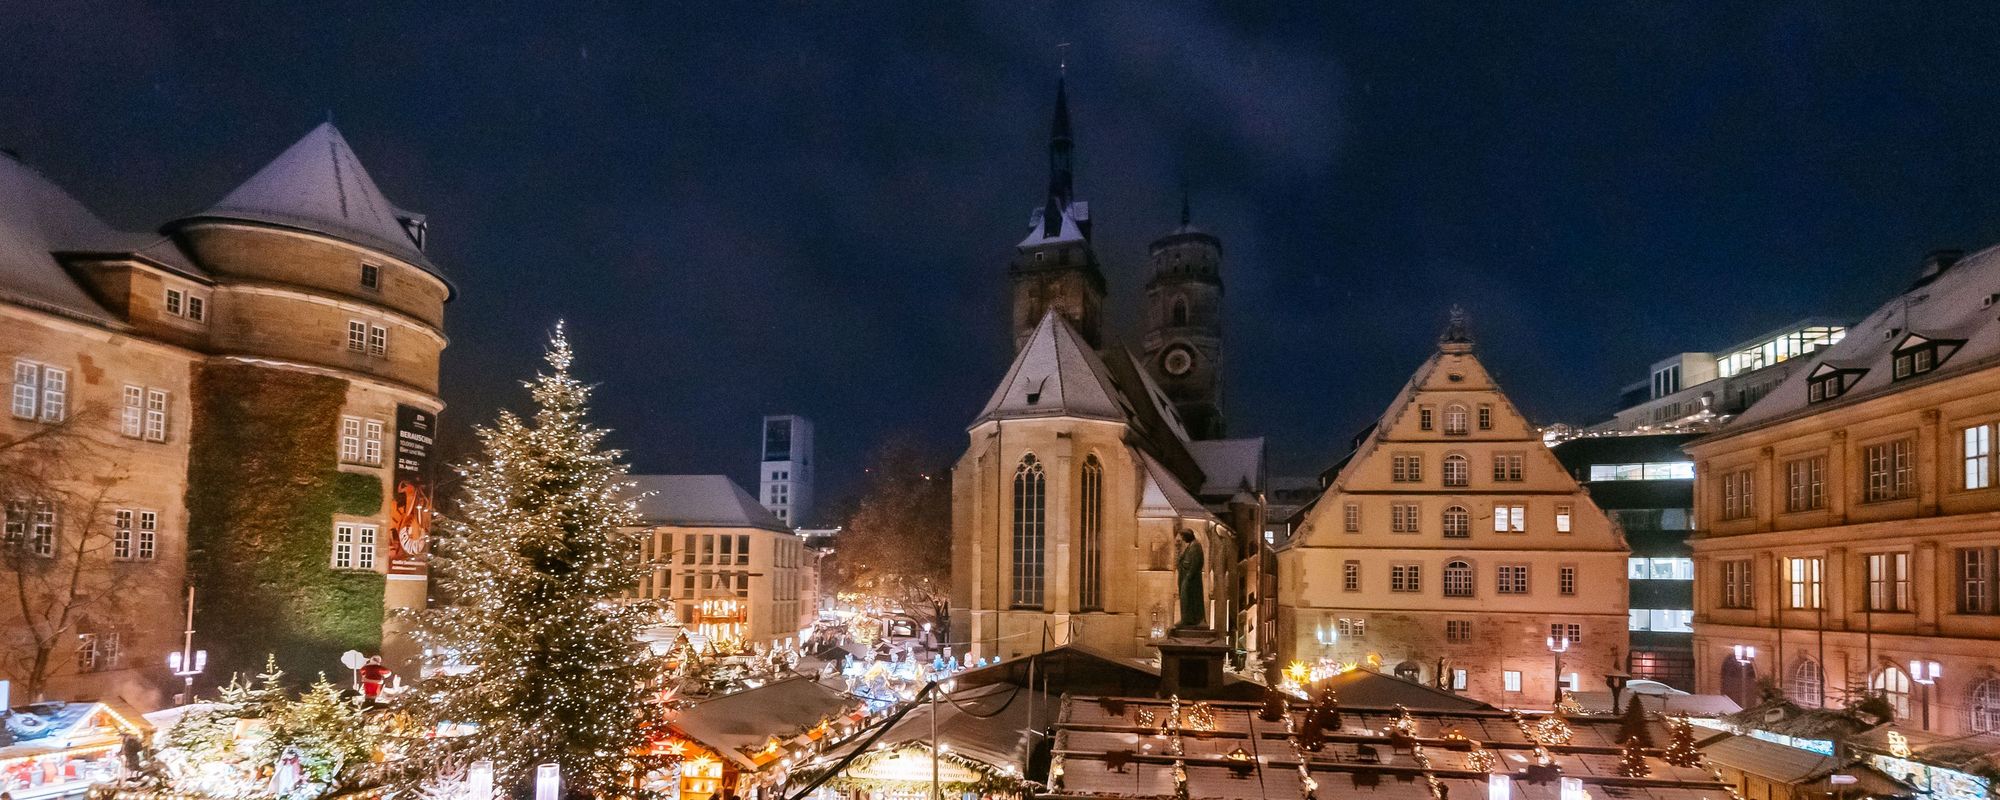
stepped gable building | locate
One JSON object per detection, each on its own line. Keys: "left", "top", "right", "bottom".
{"left": 0, "top": 122, "right": 450, "bottom": 704}
{"left": 1689, "top": 247, "right": 2000, "bottom": 734}
{"left": 953, "top": 76, "right": 1270, "bottom": 664}
{"left": 1276, "top": 313, "right": 1629, "bottom": 706}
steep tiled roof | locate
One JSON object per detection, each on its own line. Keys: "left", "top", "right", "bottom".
{"left": 180, "top": 122, "right": 451, "bottom": 289}
{"left": 629, "top": 475, "right": 790, "bottom": 532}
{"left": 1726, "top": 246, "right": 2000, "bottom": 430}
{"left": 974, "top": 309, "right": 1128, "bottom": 425}
{"left": 1187, "top": 438, "right": 1265, "bottom": 497}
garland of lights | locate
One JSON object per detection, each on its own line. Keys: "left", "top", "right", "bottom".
{"left": 1279, "top": 702, "right": 1318, "bottom": 800}
{"left": 1394, "top": 706, "right": 1449, "bottom": 800}
{"left": 1166, "top": 696, "right": 1190, "bottom": 800}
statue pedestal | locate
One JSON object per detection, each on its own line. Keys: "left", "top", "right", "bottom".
{"left": 1154, "top": 628, "right": 1229, "bottom": 699}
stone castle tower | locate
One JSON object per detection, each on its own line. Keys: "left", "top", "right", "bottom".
{"left": 1009, "top": 77, "right": 1106, "bottom": 350}
{"left": 1140, "top": 194, "right": 1226, "bottom": 440}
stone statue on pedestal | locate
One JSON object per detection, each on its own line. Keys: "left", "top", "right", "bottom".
{"left": 1175, "top": 529, "right": 1205, "bottom": 629}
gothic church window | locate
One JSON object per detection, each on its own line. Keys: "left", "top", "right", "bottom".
{"left": 1012, "top": 455, "right": 1047, "bottom": 609}
{"left": 1079, "top": 455, "right": 1104, "bottom": 610}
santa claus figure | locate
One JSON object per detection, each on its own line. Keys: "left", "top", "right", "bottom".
{"left": 358, "top": 656, "right": 392, "bottom": 704}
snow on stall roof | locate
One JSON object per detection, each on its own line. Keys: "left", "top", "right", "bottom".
{"left": 628, "top": 475, "right": 790, "bottom": 532}
{"left": 1726, "top": 244, "right": 2000, "bottom": 431}
{"left": 182, "top": 122, "right": 451, "bottom": 288}
{"left": 672, "top": 676, "right": 854, "bottom": 769}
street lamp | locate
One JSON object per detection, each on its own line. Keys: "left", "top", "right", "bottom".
{"left": 1910, "top": 660, "right": 1942, "bottom": 731}
{"left": 1546, "top": 635, "right": 1570, "bottom": 704}
{"left": 166, "top": 586, "right": 206, "bottom": 704}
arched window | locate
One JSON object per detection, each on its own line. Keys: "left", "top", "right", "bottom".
{"left": 1444, "top": 404, "right": 1470, "bottom": 435}
{"left": 1012, "top": 455, "right": 1046, "bottom": 609}
{"left": 1873, "top": 666, "right": 1913, "bottom": 719}
{"left": 1171, "top": 296, "right": 1190, "bottom": 327}
{"left": 1443, "top": 560, "right": 1474, "bottom": 597}
{"left": 1790, "top": 659, "right": 1824, "bottom": 707}
{"left": 1443, "top": 455, "right": 1469, "bottom": 487}
{"left": 1971, "top": 679, "right": 2000, "bottom": 732}
{"left": 1442, "top": 506, "right": 1470, "bottom": 538}
{"left": 1079, "top": 455, "right": 1104, "bottom": 611}
{"left": 1720, "top": 656, "right": 1758, "bottom": 708}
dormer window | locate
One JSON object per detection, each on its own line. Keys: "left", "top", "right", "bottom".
{"left": 1891, "top": 334, "right": 1961, "bottom": 380}
{"left": 361, "top": 263, "right": 381, "bottom": 290}
{"left": 164, "top": 287, "right": 208, "bottom": 324}
{"left": 1807, "top": 363, "right": 1865, "bottom": 403}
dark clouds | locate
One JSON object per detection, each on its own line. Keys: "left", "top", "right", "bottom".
{"left": 7, "top": 3, "right": 2000, "bottom": 513}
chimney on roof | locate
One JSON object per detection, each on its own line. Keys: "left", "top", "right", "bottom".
{"left": 1919, "top": 248, "right": 1965, "bottom": 281}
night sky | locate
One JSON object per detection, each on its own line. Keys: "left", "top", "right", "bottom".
{"left": 10, "top": 3, "right": 2000, "bottom": 516}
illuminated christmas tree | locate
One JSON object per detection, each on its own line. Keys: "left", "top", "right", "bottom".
{"left": 1662, "top": 715, "right": 1701, "bottom": 768}
{"left": 394, "top": 324, "right": 663, "bottom": 799}
{"left": 1616, "top": 736, "right": 1651, "bottom": 778}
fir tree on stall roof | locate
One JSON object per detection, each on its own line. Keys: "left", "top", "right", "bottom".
{"left": 392, "top": 322, "right": 667, "bottom": 799}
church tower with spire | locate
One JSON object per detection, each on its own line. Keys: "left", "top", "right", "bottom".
{"left": 1141, "top": 191, "right": 1226, "bottom": 439}
{"left": 1009, "top": 76, "right": 1106, "bottom": 351}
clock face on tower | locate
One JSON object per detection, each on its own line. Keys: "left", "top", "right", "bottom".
{"left": 1162, "top": 345, "right": 1195, "bottom": 377}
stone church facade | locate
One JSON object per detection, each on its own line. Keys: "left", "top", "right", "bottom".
{"left": 0, "top": 123, "right": 450, "bottom": 705}
{"left": 953, "top": 77, "right": 1269, "bottom": 664}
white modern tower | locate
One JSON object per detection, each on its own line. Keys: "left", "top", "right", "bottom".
{"left": 758, "top": 415, "right": 814, "bottom": 526}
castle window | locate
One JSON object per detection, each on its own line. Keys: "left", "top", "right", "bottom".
{"left": 1446, "top": 620, "right": 1472, "bottom": 642}
{"left": 1391, "top": 503, "right": 1419, "bottom": 533}
{"left": 1079, "top": 455, "right": 1104, "bottom": 611}
{"left": 368, "top": 325, "right": 389, "bottom": 357}
{"left": 1342, "top": 561, "right": 1359, "bottom": 591}
{"left": 76, "top": 632, "right": 120, "bottom": 673}
{"left": 112, "top": 510, "right": 158, "bottom": 561}
{"left": 1444, "top": 404, "right": 1469, "bottom": 435}
{"left": 361, "top": 263, "right": 381, "bottom": 290}
{"left": 348, "top": 321, "right": 368, "bottom": 353}
{"left": 1011, "top": 455, "right": 1046, "bottom": 609}
{"left": 145, "top": 389, "right": 169, "bottom": 442}
{"left": 138, "top": 511, "right": 156, "bottom": 560}
{"left": 1419, "top": 406, "right": 1434, "bottom": 431}
{"left": 165, "top": 288, "right": 182, "bottom": 316}
{"left": 187, "top": 295, "right": 205, "bottom": 322}
{"left": 164, "top": 288, "right": 206, "bottom": 322}
{"left": 121, "top": 386, "right": 144, "bottom": 438}
{"left": 1477, "top": 404, "right": 1493, "bottom": 430}
{"left": 1559, "top": 565, "right": 1577, "bottom": 596}
{"left": 1391, "top": 454, "right": 1422, "bottom": 482}
{"left": 1343, "top": 503, "right": 1360, "bottom": 533}
{"left": 12, "top": 361, "right": 65, "bottom": 423}
{"left": 1492, "top": 452, "right": 1524, "bottom": 482}
{"left": 1390, "top": 564, "right": 1421, "bottom": 593}
{"left": 1496, "top": 564, "right": 1529, "bottom": 594}
{"left": 1555, "top": 503, "right": 1572, "bottom": 532}
{"left": 1171, "top": 296, "right": 1189, "bottom": 326}
{"left": 1493, "top": 503, "right": 1524, "bottom": 532}
{"left": 113, "top": 510, "right": 132, "bottom": 560}
{"left": 363, "top": 419, "right": 384, "bottom": 465}
{"left": 332, "top": 522, "right": 378, "bottom": 571}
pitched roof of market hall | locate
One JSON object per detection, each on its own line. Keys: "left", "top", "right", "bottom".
{"left": 628, "top": 474, "right": 792, "bottom": 533}
{"left": 1720, "top": 244, "right": 2000, "bottom": 432}
{"left": 172, "top": 121, "right": 453, "bottom": 291}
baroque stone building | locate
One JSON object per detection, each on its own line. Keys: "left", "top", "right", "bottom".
{"left": 0, "top": 122, "right": 450, "bottom": 704}
{"left": 953, "top": 77, "right": 1269, "bottom": 663}
{"left": 1689, "top": 248, "right": 2000, "bottom": 735}
{"left": 1276, "top": 317, "right": 1628, "bottom": 706}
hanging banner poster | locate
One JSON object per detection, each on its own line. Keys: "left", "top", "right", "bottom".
{"left": 388, "top": 405, "right": 437, "bottom": 576}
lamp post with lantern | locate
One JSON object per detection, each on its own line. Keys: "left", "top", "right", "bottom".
{"left": 1546, "top": 634, "right": 1570, "bottom": 704}
{"left": 1911, "top": 660, "right": 1942, "bottom": 731}
{"left": 166, "top": 586, "right": 206, "bottom": 705}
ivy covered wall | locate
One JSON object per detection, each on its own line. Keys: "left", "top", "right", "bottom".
{"left": 185, "top": 362, "right": 385, "bottom": 684}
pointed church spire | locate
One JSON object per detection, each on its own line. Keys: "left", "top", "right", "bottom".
{"left": 1048, "top": 75, "right": 1074, "bottom": 212}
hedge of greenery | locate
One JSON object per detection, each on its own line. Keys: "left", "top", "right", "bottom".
{"left": 185, "top": 363, "right": 385, "bottom": 685}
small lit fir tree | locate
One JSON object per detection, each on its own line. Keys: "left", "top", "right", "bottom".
{"left": 394, "top": 324, "right": 663, "bottom": 799}
{"left": 1662, "top": 715, "right": 1701, "bottom": 768}
{"left": 1616, "top": 736, "right": 1652, "bottom": 778}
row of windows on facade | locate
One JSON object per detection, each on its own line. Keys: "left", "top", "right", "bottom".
{"left": 158, "top": 264, "right": 384, "bottom": 327}
{"left": 1808, "top": 336, "right": 1959, "bottom": 404}
{"left": 3, "top": 503, "right": 161, "bottom": 561}
{"left": 1715, "top": 548, "right": 2000, "bottom": 615}
{"left": 1388, "top": 452, "right": 1532, "bottom": 484}
{"left": 1341, "top": 501, "right": 1572, "bottom": 536}
{"left": 1340, "top": 559, "right": 1578, "bottom": 598}
{"left": 1629, "top": 608, "right": 1694, "bottom": 632}
{"left": 1717, "top": 424, "right": 2000, "bottom": 520}
{"left": 1629, "top": 557, "right": 1695, "bottom": 581}
{"left": 1772, "top": 656, "right": 2000, "bottom": 732}
{"left": 14, "top": 361, "right": 172, "bottom": 442}
{"left": 1415, "top": 403, "right": 1495, "bottom": 435}
{"left": 1321, "top": 617, "right": 1584, "bottom": 648}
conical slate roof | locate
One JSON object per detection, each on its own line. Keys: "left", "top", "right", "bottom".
{"left": 183, "top": 122, "right": 450, "bottom": 288}
{"left": 0, "top": 156, "right": 120, "bottom": 324}
{"left": 973, "top": 309, "right": 1127, "bottom": 425}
